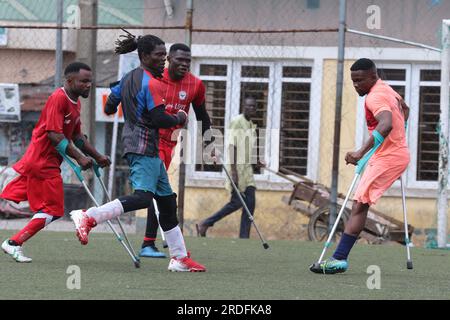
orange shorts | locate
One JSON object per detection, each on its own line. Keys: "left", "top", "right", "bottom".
{"left": 1, "top": 174, "right": 64, "bottom": 216}
{"left": 353, "top": 154, "right": 409, "bottom": 206}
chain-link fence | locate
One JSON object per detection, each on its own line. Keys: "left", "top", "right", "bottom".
{"left": 0, "top": 0, "right": 448, "bottom": 246}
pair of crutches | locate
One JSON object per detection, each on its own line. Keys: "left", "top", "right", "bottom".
{"left": 310, "top": 131, "right": 412, "bottom": 271}
{"left": 61, "top": 153, "right": 141, "bottom": 268}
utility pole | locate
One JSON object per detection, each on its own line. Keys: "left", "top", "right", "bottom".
{"left": 76, "top": 0, "right": 97, "bottom": 189}
{"left": 177, "top": 0, "right": 193, "bottom": 231}
{"left": 76, "top": 0, "right": 97, "bottom": 144}
{"left": 329, "top": 0, "right": 347, "bottom": 235}
{"left": 55, "top": 0, "right": 63, "bottom": 89}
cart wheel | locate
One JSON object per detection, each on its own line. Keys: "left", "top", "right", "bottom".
{"left": 307, "top": 205, "right": 350, "bottom": 242}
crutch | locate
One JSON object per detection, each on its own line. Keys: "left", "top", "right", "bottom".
{"left": 220, "top": 157, "right": 269, "bottom": 249}
{"left": 400, "top": 175, "right": 413, "bottom": 269}
{"left": 310, "top": 131, "right": 384, "bottom": 272}
{"left": 401, "top": 122, "right": 413, "bottom": 269}
{"left": 153, "top": 199, "right": 168, "bottom": 248}
{"left": 92, "top": 162, "right": 141, "bottom": 262}
{"left": 63, "top": 154, "right": 140, "bottom": 268}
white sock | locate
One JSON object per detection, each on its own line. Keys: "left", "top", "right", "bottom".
{"left": 164, "top": 225, "right": 187, "bottom": 258}
{"left": 86, "top": 199, "right": 124, "bottom": 224}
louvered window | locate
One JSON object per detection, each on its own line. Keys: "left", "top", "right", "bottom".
{"left": 279, "top": 66, "right": 312, "bottom": 175}
{"left": 417, "top": 69, "right": 441, "bottom": 181}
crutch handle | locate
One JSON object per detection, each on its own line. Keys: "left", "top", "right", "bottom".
{"left": 61, "top": 153, "right": 84, "bottom": 182}
{"left": 356, "top": 130, "right": 384, "bottom": 174}
{"left": 92, "top": 161, "right": 101, "bottom": 178}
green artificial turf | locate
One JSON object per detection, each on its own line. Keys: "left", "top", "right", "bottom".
{"left": 0, "top": 230, "right": 449, "bottom": 300}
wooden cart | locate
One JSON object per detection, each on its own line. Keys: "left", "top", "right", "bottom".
{"left": 272, "top": 167, "right": 414, "bottom": 244}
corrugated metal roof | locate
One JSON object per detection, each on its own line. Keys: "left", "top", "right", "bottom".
{"left": 0, "top": 0, "right": 144, "bottom": 25}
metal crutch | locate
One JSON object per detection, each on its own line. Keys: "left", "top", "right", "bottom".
{"left": 92, "top": 162, "right": 141, "bottom": 262}
{"left": 63, "top": 155, "right": 140, "bottom": 268}
{"left": 220, "top": 158, "right": 269, "bottom": 249}
{"left": 400, "top": 174, "right": 413, "bottom": 269}
{"left": 401, "top": 122, "right": 413, "bottom": 269}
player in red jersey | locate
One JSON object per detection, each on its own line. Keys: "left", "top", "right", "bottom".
{"left": 1, "top": 62, "right": 110, "bottom": 262}
{"left": 139, "top": 43, "right": 214, "bottom": 258}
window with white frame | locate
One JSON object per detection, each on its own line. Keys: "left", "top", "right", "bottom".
{"left": 238, "top": 64, "right": 270, "bottom": 175}
{"left": 190, "top": 59, "right": 316, "bottom": 184}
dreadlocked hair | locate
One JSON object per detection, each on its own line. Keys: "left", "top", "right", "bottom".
{"left": 115, "top": 29, "right": 165, "bottom": 60}
{"left": 114, "top": 29, "right": 138, "bottom": 54}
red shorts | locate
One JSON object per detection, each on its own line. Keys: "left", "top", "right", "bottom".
{"left": 159, "top": 144, "right": 175, "bottom": 170}
{"left": 0, "top": 174, "right": 64, "bottom": 216}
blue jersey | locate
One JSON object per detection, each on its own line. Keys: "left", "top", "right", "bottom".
{"left": 107, "top": 67, "right": 166, "bottom": 157}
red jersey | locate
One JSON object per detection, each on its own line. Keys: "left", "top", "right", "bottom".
{"left": 158, "top": 68, "right": 206, "bottom": 147}
{"left": 14, "top": 88, "right": 81, "bottom": 179}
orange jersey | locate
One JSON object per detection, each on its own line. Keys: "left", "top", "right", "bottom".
{"left": 364, "top": 79, "right": 408, "bottom": 160}
{"left": 354, "top": 79, "right": 410, "bottom": 205}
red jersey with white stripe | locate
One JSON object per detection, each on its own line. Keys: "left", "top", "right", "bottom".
{"left": 13, "top": 88, "right": 81, "bottom": 179}
{"left": 159, "top": 68, "right": 206, "bottom": 147}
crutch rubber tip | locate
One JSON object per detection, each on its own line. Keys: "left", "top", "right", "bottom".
{"left": 263, "top": 243, "right": 269, "bottom": 249}
{"left": 163, "top": 241, "right": 168, "bottom": 248}
{"left": 134, "top": 261, "right": 141, "bottom": 268}
{"left": 309, "top": 263, "right": 322, "bottom": 273}
{"left": 407, "top": 261, "right": 413, "bottom": 270}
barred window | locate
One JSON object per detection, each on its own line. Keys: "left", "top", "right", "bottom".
{"left": 278, "top": 66, "right": 312, "bottom": 175}
{"left": 279, "top": 82, "right": 310, "bottom": 175}
{"left": 417, "top": 72, "right": 440, "bottom": 181}
{"left": 377, "top": 68, "right": 406, "bottom": 82}
{"left": 200, "top": 64, "right": 227, "bottom": 76}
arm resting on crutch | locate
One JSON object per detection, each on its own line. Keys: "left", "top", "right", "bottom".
{"left": 345, "top": 110, "right": 392, "bottom": 166}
